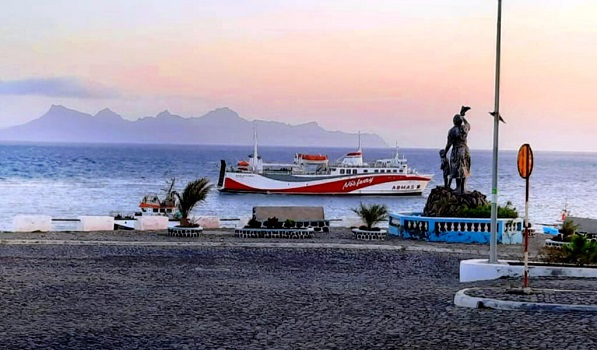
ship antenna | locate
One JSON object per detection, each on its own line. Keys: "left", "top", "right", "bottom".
{"left": 357, "top": 131, "right": 362, "bottom": 152}
{"left": 253, "top": 123, "right": 258, "bottom": 162}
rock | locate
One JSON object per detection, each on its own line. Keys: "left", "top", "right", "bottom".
{"left": 423, "top": 186, "right": 489, "bottom": 217}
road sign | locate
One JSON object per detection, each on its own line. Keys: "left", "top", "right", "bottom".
{"left": 517, "top": 144, "right": 534, "bottom": 179}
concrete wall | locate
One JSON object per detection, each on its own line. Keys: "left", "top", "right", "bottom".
{"left": 13, "top": 215, "right": 52, "bottom": 232}
{"left": 77, "top": 216, "right": 114, "bottom": 231}
{"left": 196, "top": 216, "right": 221, "bottom": 229}
{"left": 134, "top": 216, "right": 169, "bottom": 230}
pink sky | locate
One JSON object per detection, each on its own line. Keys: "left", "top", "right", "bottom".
{"left": 0, "top": 1, "right": 595, "bottom": 151}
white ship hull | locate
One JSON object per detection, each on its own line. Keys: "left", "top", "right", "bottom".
{"left": 219, "top": 171, "right": 431, "bottom": 195}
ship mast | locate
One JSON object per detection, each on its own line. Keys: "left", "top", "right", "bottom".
{"left": 252, "top": 126, "right": 258, "bottom": 165}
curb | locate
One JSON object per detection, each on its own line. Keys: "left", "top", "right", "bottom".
{"left": 454, "top": 288, "right": 597, "bottom": 312}
{"left": 0, "top": 239, "right": 485, "bottom": 254}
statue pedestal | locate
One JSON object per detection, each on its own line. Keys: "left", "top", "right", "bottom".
{"left": 423, "top": 186, "right": 489, "bottom": 217}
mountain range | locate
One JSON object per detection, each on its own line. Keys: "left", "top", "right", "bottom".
{"left": 0, "top": 105, "right": 388, "bottom": 148}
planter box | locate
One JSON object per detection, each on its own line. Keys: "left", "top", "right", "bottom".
{"left": 235, "top": 228, "right": 315, "bottom": 239}
{"left": 352, "top": 228, "right": 388, "bottom": 241}
{"left": 167, "top": 226, "right": 203, "bottom": 237}
{"left": 388, "top": 212, "right": 523, "bottom": 244}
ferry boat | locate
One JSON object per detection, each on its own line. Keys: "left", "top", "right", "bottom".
{"left": 217, "top": 137, "right": 433, "bottom": 196}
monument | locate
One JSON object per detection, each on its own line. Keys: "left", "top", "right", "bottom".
{"left": 424, "top": 106, "right": 489, "bottom": 217}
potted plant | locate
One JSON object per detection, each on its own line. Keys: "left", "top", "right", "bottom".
{"left": 351, "top": 203, "right": 389, "bottom": 240}
{"left": 167, "top": 177, "right": 213, "bottom": 237}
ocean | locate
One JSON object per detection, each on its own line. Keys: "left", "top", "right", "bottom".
{"left": 0, "top": 142, "right": 595, "bottom": 232}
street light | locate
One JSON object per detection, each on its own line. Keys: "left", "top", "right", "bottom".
{"left": 489, "top": 0, "right": 502, "bottom": 263}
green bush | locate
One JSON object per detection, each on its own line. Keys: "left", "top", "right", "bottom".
{"left": 264, "top": 217, "right": 282, "bottom": 229}
{"left": 247, "top": 217, "right": 262, "bottom": 229}
{"left": 456, "top": 201, "right": 518, "bottom": 219}
{"left": 283, "top": 219, "right": 296, "bottom": 229}
{"left": 541, "top": 234, "right": 597, "bottom": 266}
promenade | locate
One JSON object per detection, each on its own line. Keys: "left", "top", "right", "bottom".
{"left": 0, "top": 229, "right": 595, "bottom": 349}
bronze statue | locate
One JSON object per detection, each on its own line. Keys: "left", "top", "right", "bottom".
{"left": 439, "top": 149, "right": 451, "bottom": 189}
{"left": 443, "top": 106, "right": 471, "bottom": 193}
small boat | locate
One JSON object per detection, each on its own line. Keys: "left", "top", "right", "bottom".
{"left": 139, "top": 178, "right": 180, "bottom": 217}
{"left": 217, "top": 133, "right": 433, "bottom": 195}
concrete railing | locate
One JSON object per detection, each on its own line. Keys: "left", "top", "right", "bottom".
{"left": 388, "top": 212, "right": 523, "bottom": 244}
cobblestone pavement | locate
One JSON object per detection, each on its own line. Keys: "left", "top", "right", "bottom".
{"left": 0, "top": 238, "right": 596, "bottom": 349}
{"left": 0, "top": 228, "right": 548, "bottom": 259}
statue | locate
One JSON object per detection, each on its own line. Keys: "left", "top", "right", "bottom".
{"left": 443, "top": 106, "right": 471, "bottom": 193}
{"left": 439, "top": 149, "right": 451, "bottom": 189}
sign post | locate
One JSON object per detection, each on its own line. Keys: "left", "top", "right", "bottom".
{"left": 517, "top": 143, "right": 534, "bottom": 289}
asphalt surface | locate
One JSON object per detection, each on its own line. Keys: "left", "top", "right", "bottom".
{"left": 0, "top": 230, "right": 595, "bottom": 349}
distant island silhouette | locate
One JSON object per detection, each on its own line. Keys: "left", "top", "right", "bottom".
{"left": 0, "top": 105, "right": 388, "bottom": 148}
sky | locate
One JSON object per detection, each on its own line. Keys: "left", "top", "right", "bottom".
{"left": 0, "top": 0, "right": 596, "bottom": 152}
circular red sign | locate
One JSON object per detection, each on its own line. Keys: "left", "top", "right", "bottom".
{"left": 517, "top": 144, "right": 534, "bottom": 179}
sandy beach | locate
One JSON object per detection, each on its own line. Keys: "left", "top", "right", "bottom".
{"left": 1, "top": 229, "right": 594, "bottom": 349}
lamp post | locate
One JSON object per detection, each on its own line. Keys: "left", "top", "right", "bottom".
{"left": 489, "top": 0, "right": 502, "bottom": 263}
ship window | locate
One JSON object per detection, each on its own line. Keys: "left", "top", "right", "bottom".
{"left": 399, "top": 169, "right": 403, "bottom": 173}
{"left": 374, "top": 170, "right": 379, "bottom": 173}
{"left": 364, "top": 169, "right": 368, "bottom": 173}
{"left": 352, "top": 169, "right": 357, "bottom": 174}
{"left": 153, "top": 208, "right": 158, "bottom": 213}
{"left": 340, "top": 169, "right": 345, "bottom": 174}
{"left": 393, "top": 170, "right": 397, "bottom": 173}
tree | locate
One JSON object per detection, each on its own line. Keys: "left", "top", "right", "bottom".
{"left": 174, "top": 178, "right": 213, "bottom": 227}
{"left": 351, "top": 203, "right": 388, "bottom": 231}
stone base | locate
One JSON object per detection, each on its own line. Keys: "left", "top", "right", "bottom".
{"left": 423, "top": 186, "right": 489, "bottom": 217}
{"left": 235, "top": 228, "right": 315, "bottom": 239}
{"left": 167, "top": 226, "right": 203, "bottom": 237}
{"left": 352, "top": 228, "right": 388, "bottom": 241}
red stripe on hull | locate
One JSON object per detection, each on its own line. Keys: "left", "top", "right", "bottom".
{"left": 221, "top": 174, "right": 430, "bottom": 194}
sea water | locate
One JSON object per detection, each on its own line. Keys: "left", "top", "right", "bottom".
{"left": 0, "top": 142, "right": 595, "bottom": 232}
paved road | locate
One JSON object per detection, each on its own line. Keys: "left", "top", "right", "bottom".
{"left": 0, "top": 242, "right": 596, "bottom": 349}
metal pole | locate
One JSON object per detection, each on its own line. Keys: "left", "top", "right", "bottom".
{"left": 489, "top": 0, "right": 502, "bottom": 263}
{"left": 523, "top": 176, "right": 530, "bottom": 288}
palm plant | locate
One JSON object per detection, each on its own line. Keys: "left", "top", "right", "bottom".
{"left": 351, "top": 203, "right": 388, "bottom": 231}
{"left": 174, "top": 177, "right": 213, "bottom": 227}
{"left": 559, "top": 219, "right": 579, "bottom": 242}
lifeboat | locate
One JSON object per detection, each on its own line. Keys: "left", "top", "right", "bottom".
{"left": 237, "top": 160, "right": 251, "bottom": 171}
{"left": 297, "top": 154, "right": 328, "bottom": 161}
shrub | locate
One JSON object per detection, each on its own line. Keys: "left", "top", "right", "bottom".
{"left": 540, "top": 234, "right": 597, "bottom": 266}
{"left": 247, "top": 217, "right": 262, "bottom": 229}
{"left": 351, "top": 203, "right": 388, "bottom": 230}
{"left": 551, "top": 219, "right": 580, "bottom": 242}
{"left": 283, "top": 219, "right": 295, "bottom": 229}
{"left": 456, "top": 201, "right": 518, "bottom": 219}
{"left": 264, "top": 217, "right": 281, "bottom": 229}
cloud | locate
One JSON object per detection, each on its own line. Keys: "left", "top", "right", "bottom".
{"left": 0, "top": 77, "right": 119, "bottom": 98}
